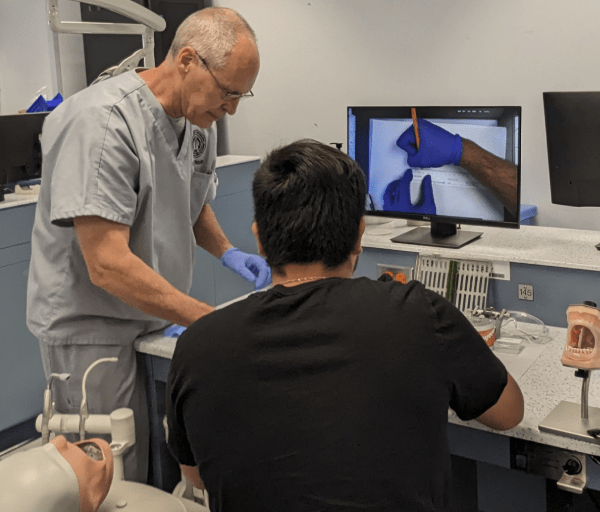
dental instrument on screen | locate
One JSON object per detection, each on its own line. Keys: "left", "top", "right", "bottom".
{"left": 48, "top": 0, "right": 166, "bottom": 93}
{"left": 80, "top": 357, "right": 118, "bottom": 440}
{"left": 41, "top": 372, "right": 71, "bottom": 445}
{"left": 411, "top": 107, "right": 420, "bottom": 149}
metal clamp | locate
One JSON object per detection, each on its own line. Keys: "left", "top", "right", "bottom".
{"left": 471, "top": 307, "right": 510, "bottom": 340}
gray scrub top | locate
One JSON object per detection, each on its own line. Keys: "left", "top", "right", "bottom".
{"left": 26, "top": 70, "right": 218, "bottom": 346}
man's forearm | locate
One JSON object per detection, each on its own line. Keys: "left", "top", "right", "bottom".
{"left": 92, "top": 251, "right": 214, "bottom": 327}
{"left": 181, "top": 464, "right": 206, "bottom": 490}
{"left": 460, "top": 139, "right": 519, "bottom": 218}
{"left": 476, "top": 372, "right": 524, "bottom": 431}
{"left": 193, "top": 204, "right": 234, "bottom": 258}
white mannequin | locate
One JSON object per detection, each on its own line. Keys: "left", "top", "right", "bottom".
{"left": 0, "top": 436, "right": 113, "bottom": 512}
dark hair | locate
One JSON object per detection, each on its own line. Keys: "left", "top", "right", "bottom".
{"left": 252, "top": 139, "right": 366, "bottom": 272}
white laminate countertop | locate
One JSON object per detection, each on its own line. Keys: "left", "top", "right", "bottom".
{"left": 449, "top": 326, "right": 600, "bottom": 457}
{"left": 135, "top": 320, "right": 600, "bottom": 457}
{"left": 362, "top": 219, "right": 600, "bottom": 272}
{"left": 0, "top": 193, "right": 38, "bottom": 210}
{"left": 0, "top": 155, "right": 260, "bottom": 211}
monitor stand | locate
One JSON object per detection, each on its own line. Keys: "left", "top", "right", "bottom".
{"left": 390, "top": 220, "right": 482, "bottom": 249}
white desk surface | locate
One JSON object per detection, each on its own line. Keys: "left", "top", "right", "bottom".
{"left": 0, "top": 193, "right": 38, "bottom": 210}
{"left": 362, "top": 219, "right": 600, "bottom": 272}
{"left": 135, "top": 317, "right": 600, "bottom": 457}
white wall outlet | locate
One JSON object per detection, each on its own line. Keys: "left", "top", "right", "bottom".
{"left": 490, "top": 260, "right": 510, "bottom": 281}
{"left": 518, "top": 284, "right": 534, "bottom": 301}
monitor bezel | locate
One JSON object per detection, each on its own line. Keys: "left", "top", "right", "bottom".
{"left": 347, "top": 105, "right": 522, "bottom": 231}
{"left": 543, "top": 91, "right": 600, "bottom": 207}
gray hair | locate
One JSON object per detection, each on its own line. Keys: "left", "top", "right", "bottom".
{"left": 168, "top": 7, "right": 257, "bottom": 69}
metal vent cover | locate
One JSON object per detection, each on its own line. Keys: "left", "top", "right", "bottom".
{"left": 416, "top": 255, "right": 492, "bottom": 312}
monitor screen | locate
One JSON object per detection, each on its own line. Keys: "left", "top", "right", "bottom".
{"left": 348, "top": 106, "right": 521, "bottom": 248}
{"left": 0, "top": 112, "right": 48, "bottom": 201}
{"left": 543, "top": 92, "right": 600, "bottom": 207}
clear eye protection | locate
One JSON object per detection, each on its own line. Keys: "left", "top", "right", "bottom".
{"left": 562, "top": 304, "right": 600, "bottom": 370}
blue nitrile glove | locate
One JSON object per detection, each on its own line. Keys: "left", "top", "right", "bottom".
{"left": 221, "top": 248, "right": 272, "bottom": 290}
{"left": 396, "top": 118, "right": 463, "bottom": 168}
{"left": 383, "top": 169, "right": 437, "bottom": 215}
{"left": 164, "top": 324, "right": 186, "bottom": 337}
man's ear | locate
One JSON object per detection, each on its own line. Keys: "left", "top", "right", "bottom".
{"left": 353, "top": 217, "right": 365, "bottom": 255}
{"left": 252, "top": 222, "right": 266, "bottom": 257}
{"left": 176, "top": 46, "right": 196, "bottom": 74}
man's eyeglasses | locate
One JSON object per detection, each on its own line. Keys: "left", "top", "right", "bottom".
{"left": 195, "top": 52, "right": 254, "bottom": 101}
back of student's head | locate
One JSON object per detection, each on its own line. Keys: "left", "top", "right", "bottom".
{"left": 252, "top": 139, "right": 366, "bottom": 273}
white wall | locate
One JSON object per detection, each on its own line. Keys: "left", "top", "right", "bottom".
{"left": 214, "top": 0, "right": 600, "bottom": 230}
{"left": 0, "top": 0, "right": 86, "bottom": 114}
{"left": 3, "top": 0, "right": 600, "bottom": 229}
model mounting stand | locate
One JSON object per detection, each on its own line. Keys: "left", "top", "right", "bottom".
{"left": 539, "top": 369, "right": 600, "bottom": 443}
{"left": 537, "top": 302, "right": 600, "bottom": 493}
{"left": 540, "top": 301, "right": 600, "bottom": 443}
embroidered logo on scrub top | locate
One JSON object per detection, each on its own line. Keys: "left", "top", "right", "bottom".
{"left": 192, "top": 129, "right": 207, "bottom": 162}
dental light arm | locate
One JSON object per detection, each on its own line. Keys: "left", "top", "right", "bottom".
{"left": 41, "top": 373, "right": 71, "bottom": 445}
{"left": 79, "top": 357, "right": 118, "bottom": 441}
{"left": 48, "top": 0, "right": 166, "bottom": 92}
{"left": 48, "top": 0, "right": 166, "bottom": 36}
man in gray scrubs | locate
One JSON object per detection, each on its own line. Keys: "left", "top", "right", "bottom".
{"left": 26, "top": 7, "right": 268, "bottom": 483}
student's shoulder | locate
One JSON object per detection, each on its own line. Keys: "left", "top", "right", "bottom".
{"left": 347, "top": 276, "right": 429, "bottom": 301}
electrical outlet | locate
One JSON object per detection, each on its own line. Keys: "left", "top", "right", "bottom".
{"left": 376, "top": 264, "right": 414, "bottom": 283}
{"left": 518, "top": 284, "right": 534, "bottom": 301}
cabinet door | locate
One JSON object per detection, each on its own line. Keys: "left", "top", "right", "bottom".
{"left": 0, "top": 258, "right": 45, "bottom": 432}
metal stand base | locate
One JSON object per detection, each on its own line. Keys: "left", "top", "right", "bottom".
{"left": 539, "top": 401, "right": 600, "bottom": 443}
{"left": 391, "top": 227, "right": 482, "bottom": 249}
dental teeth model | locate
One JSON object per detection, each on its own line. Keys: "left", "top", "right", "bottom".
{"left": 562, "top": 303, "right": 600, "bottom": 369}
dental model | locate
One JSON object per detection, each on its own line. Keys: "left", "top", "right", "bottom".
{"left": 562, "top": 303, "right": 600, "bottom": 369}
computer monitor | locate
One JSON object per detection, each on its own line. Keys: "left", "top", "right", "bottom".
{"left": 0, "top": 113, "right": 48, "bottom": 202}
{"left": 543, "top": 92, "right": 600, "bottom": 207}
{"left": 348, "top": 106, "right": 522, "bottom": 248}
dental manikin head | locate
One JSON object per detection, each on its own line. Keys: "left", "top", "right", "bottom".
{"left": 562, "top": 303, "right": 600, "bottom": 370}
{"left": 0, "top": 436, "right": 113, "bottom": 512}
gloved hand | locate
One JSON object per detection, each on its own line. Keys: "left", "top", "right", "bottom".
{"left": 221, "top": 248, "right": 272, "bottom": 290}
{"left": 164, "top": 324, "right": 186, "bottom": 338}
{"left": 396, "top": 118, "right": 463, "bottom": 168}
{"left": 383, "top": 169, "right": 437, "bottom": 215}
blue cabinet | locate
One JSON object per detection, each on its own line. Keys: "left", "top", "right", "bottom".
{"left": 0, "top": 157, "right": 260, "bottom": 449}
{"left": 0, "top": 203, "right": 46, "bottom": 449}
{"left": 189, "top": 157, "right": 261, "bottom": 306}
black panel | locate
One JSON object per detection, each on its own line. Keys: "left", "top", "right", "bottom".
{"left": 0, "top": 113, "right": 48, "bottom": 190}
{"left": 0, "top": 417, "right": 39, "bottom": 453}
{"left": 150, "top": 0, "right": 209, "bottom": 64}
{"left": 80, "top": 1, "right": 148, "bottom": 85}
{"left": 80, "top": 0, "right": 210, "bottom": 84}
{"left": 544, "top": 91, "right": 600, "bottom": 207}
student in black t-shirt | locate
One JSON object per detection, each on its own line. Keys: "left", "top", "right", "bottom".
{"left": 166, "top": 139, "right": 524, "bottom": 512}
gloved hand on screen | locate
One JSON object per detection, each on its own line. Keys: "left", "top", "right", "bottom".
{"left": 383, "top": 169, "right": 437, "bottom": 215}
{"left": 221, "top": 248, "right": 272, "bottom": 290}
{"left": 397, "top": 118, "right": 463, "bottom": 169}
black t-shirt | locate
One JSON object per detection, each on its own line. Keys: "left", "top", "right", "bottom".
{"left": 167, "top": 277, "right": 507, "bottom": 512}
